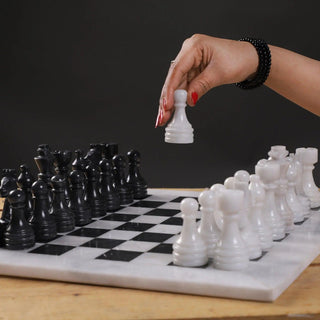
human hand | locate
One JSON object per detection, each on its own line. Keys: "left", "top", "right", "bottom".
{"left": 155, "top": 34, "right": 259, "bottom": 127}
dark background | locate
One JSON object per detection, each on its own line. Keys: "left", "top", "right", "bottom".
{"left": 1, "top": 0, "right": 319, "bottom": 187}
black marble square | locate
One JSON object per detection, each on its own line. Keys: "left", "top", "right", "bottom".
{"left": 145, "top": 208, "right": 180, "bottom": 217}
{"left": 68, "top": 228, "right": 108, "bottom": 238}
{"left": 149, "top": 243, "right": 173, "bottom": 254}
{"left": 132, "top": 232, "right": 174, "bottom": 243}
{"left": 115, "top": 222, "right": 154, "bottom": 232}
{"left": 81, "top": 238, "right": 125, "bottom": 249}
{"left": 102, "top": 213, "right": 139, "bottom": 222}
{"left": 96, "top": 249, "right": 142, "bottom": 262}
{"left": 170, "top": 196, "right": 197, "bottom": 203}
{"left": 131, "top": 201, "right": 165, "bottom": 208}
{"left": 161, "top": 217, "right": 183, "bottom": 226}
{"left": 29, "top": 244, "right": 74, "bottom": 256}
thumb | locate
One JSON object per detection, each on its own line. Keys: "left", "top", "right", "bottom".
{"left": 187, "top": 68, "right": 220, "bottom": 106}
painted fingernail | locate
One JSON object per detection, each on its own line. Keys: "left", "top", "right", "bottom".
{"left": 155, "top": 113, "right": 160, "bottom": 128}
{"left": 159, "top": 108, "right": 164, "bottom": 125}
{"left": 191, "top": 92, "right": 198, "bottom": 105}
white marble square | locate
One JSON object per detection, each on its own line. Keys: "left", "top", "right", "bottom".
{"left": 131, "top": 252, "right": 173, "bottom": 266}
{"left": 146, "top": 195, "right": 178, "bottom": 202}
{"left": 86, "top": 220, "right": 125, "bottom": 230}
{"left": 163, "top": 235, "right": 179, "bottom": 244}
{"left": 98, "top": 230, "right": 141, "bottom": 240}
{"left": 116, "top": 207, "right": 152, "bottom": 215}
{"left": 48, "top": 236, "right": 93, "bottom": 247}
{"left": 62, "top": 247, "right": 107, "bottom": 260}
{"left": 158, "top": 203, "right": 181, "bottom": 210}
{"left": 114, "top": 241, "right": 158, "bottom": 252}
{"left": 147, "top": 224, "right": 181, "bottom": 234}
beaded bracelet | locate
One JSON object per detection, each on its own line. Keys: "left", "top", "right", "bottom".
{"left": 235, "top": 37, "right": 271, "bottom": 89}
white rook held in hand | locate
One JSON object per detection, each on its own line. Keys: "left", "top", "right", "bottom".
{"left": 165, "top": 89, "right": 194, "bottom": 144}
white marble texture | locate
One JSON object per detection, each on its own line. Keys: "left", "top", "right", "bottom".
{"left": 0, "top": 189, "right": 319, "bottom": 302}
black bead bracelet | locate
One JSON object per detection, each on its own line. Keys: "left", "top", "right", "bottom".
{"left": 235, "top": 37, "right": 271, "bottom": 89}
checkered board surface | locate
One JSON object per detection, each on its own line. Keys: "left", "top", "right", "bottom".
{"left": 0, "top": 189, "right": 320, "bottom": 302}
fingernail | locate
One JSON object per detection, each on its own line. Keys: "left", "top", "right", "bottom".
{"left": 155, "top": 113, "right": 160, "bottom": 128}
{"left": 191, "top": 92, "right": 198, "bottom": 105}
{"left": 159, "top": 108, "right": 164, "bottom": 125}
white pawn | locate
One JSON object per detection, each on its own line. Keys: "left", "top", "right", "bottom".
{"left": 234, "top": 170, "right": 262, "bottom": 260}
{"left": 198, "top": 190, "right": 220, "bottom": 258}
{"left": 249, "top": 174, "right": 273, "bottom": 250}
{"left": 214, "top": 189, "right": 249, "bottom": 271}
{"left": 267, "top": 145, "right": 295, "bottom": 233}
{"left": 165, "top": 89, "right": 194, "bottom": 144}
{"left": 173, "top": 198, "right": 208, "bottom": 267}
{"left": 296, "top": 147, "right": 320, "bottom": 208}
{"left": 224, "top": 177, "right": 235, "bottom": 189}
{"left": 286, "top": 154, "right": 307, "bottom": 223}
{"left": 255, "top": 160, "right": 286, "bottom": 240}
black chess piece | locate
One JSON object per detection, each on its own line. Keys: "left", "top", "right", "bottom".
{"left": 113, "top": 155, "right": 133, "bottom": 205}
{"left": 99, "top": 158, "right": 121, "bottom": 211}
{"left": 0, "top": 219, "right": 7, "bottom": 247}
{"left": 85, "top": 144, "right": 103, "bottom": 166}
{"left": 86, "top": 163, "right": 106, "bottom": 217}
{"left": 72, "top": 150, "right": 88, "bottom": 171}
{"left": 34, "top": 148, "right": 54, "bottom": 205}
{"left": 103, "top": 143, "right": 118, "bottom": 161}
{"left": 53, "top": 150, "right": 72, "bottom": 203}
{"left": 126, "top": 150, "right": 148, "bottom": 199}
{"left": 37, "top": 144, "right": 55, "bottom": 176}
{"left": 17, "top": 164, "right": 35, "bottom": 220}
{"left": 4, "top": 189, "right": 35, "bottom": 250}
{"left": 51, "top": 174, "right": 75, "bottom": 233}
{"left": 69, "top": 169, "right": 92, "bottom": 226}
{"left": 30, "top": 179, "right": 57, "bottom": 242}
{"left": 0, "top": 169, "right": 18, "bottom": 222}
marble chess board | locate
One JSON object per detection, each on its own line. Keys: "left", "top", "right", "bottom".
{"left": 0, "top": 189, "right": 319, "bottom": 302}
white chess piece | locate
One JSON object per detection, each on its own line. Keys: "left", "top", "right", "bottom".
{"left": 214, "top": 189, "right": 249, "bottom": 271}
{"left": 210, "top": 183, "right": 226, "bottom": 231}
{"left": 293, "top": 151, "right": 312, "bottom": 217}
{"left": 234, "top": 170, "right": 262, "bottom": 260}
{"left": 173, "top": 198, "right": 208, "bottom": 267}
{"left": 296, "top": 147, "right": 320, "bottom": 208}
{"left": 249, "top": 174, "right": 273, "bottom": 250}
{"left": 286, "top": 154, "right": 307, "bottom": 223}
{"left": 198, "top": 190, "right": 220, "bottom": 258}
{"left": 267, "top": 146, "right": 294, "bottom": 233}
{"left": 224, "top": 177, "right": 235, "bottom": 189}
{"left": 165, "top": 89, "right": 194, "bottom": 144}
{"left": 255, "top": 159, "right": 286, "bottom": 240}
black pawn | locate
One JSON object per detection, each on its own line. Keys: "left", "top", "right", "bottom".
{"left": 86, "top": 163, "right": 106, "bottom": 217}
{"left": 85, "top": 144, "right": 103, "bottom": 166}
{"left": 126, "top": 150, "right": 148, "bottom": 199}
{"left": 51, "top": 174, "right": 75, "bottom": 233}
{"left": 0, "top": 169, "right": 18, "bottom": 222}
{"left": 99, "top": 159, "right": 120, "bottom": 211}
{"left": 4, "top": 189, "right": 35, "bottom": 250}
{"left": 17, "top": 164, "right": 35, "bottom": 220}
{"left": 53, "top": 150, "right": 72, "bottom": 203}
{"left": 30, "top": 180, "right": 57, "bottom": 242}
{"left": 69, "top": 169, "right": 92, "bottom": 226}
{"left": 113, "top": 155, "right": 133, "bottom": 205}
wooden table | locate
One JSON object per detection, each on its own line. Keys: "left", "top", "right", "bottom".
{"left": 1, "top": 193, "right": 320, "bottom": 320}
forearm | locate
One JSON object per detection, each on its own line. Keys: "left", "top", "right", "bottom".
{"left": 265, "top": 45, "right": 320, "bottom": 116}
